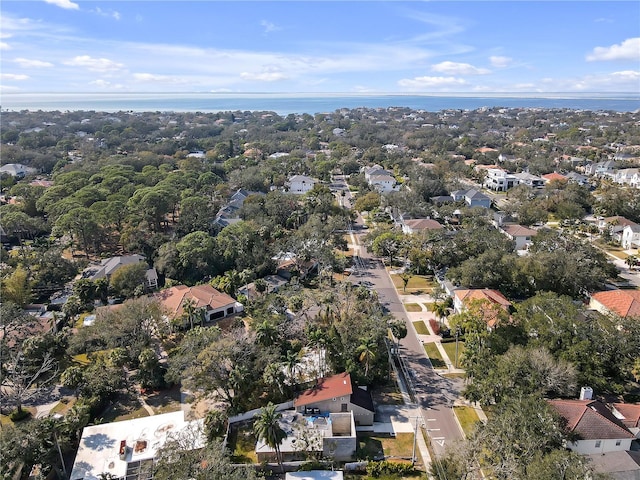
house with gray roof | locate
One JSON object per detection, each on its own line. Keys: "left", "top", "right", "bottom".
{"left": 0, "top": 163, "right": 37, "bottom": 178}
{"left": 81, "top": 254, "right": 158, "bottom": 290}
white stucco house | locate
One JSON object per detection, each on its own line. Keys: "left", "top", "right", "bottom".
{"left": 621, "top": 224, "right": 640, "bottom": 249}
{"left": 549, "top": 398, "right": 636, "bottom": 455}
{"left": 368, "top": 173, "right": 398, "bottom": 192}
{"left": 287, "top": 175, "right": 317, "bottom": 194}
{"left": 70, "top": 411, "right": 204, "bottom": 480}
{"left": 499, "top": 224, "right": 538, "bottom": 250}
{"left": 483, "top": 168, "right": 519, "bottom": 191}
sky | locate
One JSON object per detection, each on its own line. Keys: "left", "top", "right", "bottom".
{"left": 1, "top": 0, "right": 639, "bottom": 95}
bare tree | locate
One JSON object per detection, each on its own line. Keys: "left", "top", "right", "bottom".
{"left": 1, "top": 349, "right": 58, "bottom": 415}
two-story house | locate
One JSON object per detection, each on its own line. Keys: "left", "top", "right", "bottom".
{"left": 287, "top": 175, "right": 317, "bottom": 194}
{"left": 484, "top": 168, "right": 519, "bottom": 192}
{"left": 256, "top": 373, "right": 375, "bottom": 463}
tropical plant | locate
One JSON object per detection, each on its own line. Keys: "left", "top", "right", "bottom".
{"left": 356, "top": 337, "right": 378, "bottom": 378}
{"left": 253, "top": 402, "right": 287, "bottom": 472}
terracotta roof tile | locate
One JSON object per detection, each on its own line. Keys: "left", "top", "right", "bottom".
{"left": 612, "top": 403, "right": 640, "bottom": 428}
{"left": 294, "top": 373, "right": 353, "bottom": 407}
{"left": 156, "top": 284, "right": 236, "bottom": 318}
{"left": 543, "top": 172, "right": 568, "bottom": 182}
{"left": 404, "top": 219, "right": 443, "bottom": 231}
{"left": 454, "top": 289, "right": 511, "bottom": 327}
{"left": 591, "top": 289, "right": 640, "bottom": 318}
{"left": 549, "top": 399, "right": 635, "bottom": 440}
{"left": 501, "top": 224, "right": 538, "bottom": 237}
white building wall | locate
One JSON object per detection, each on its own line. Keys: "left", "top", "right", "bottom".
{"left": 568, "top": 438, "right": 632, "bottom": 455}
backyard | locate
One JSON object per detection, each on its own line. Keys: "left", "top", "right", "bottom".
{"left": 357, "top": 432, "right": 415, "bottom": 461}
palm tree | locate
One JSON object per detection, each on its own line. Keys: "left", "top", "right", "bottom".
{"left": 307, "top": 328, "right": 327, "bottom": 378}
{"left": 432, "top": 301, "right": 450, "bottom": 328}
{"left": 181, "top": 298, "right": 198, "bottom": 330}
{"left": 253, "top": 402, "right": 287, "bottom": 472}
{"left": 217, "top": 269, "right": 241, "bottom": 296}
{"left": 255, "top": 319, "right": 278, "bottom": 347}
{"left": 356, "top": 338, "right": 378, "bottom": 378}
{"left": 283, "top": 350, "right": 301, "bottom": 383}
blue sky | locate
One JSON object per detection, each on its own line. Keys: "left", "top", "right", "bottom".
{"left": 1, "top": 1, "right": 639, "bottom": 94}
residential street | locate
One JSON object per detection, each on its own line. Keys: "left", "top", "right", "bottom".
{"left": 332, "top": 173, "right": 466, "bottom": 459}
{"left": 346, "top": 230, "right": 465, "bottom": 460}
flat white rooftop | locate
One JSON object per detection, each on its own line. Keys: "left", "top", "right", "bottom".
{"left": 70, "top": 410, "right": 204, "bottom": 480}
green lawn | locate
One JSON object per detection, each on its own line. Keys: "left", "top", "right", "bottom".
{"left": 390, "top": 274, "right": 435, "bottom": 293}
{"left": 404, "top": 303, "right": 422, "bottom": 312}
{"left": 442, "top": 341, "right": 465, "bottom": 368}
{"left": 453, "top": 406, "right": 480, "bottom": 437}
{"left": 423, "top": 343, "right": 446, "bottom": 368}
{"left": 357, "top": 432, "right": 415, "bottom": 460}
{"left": 229, "top": 424, "right": 258, "bottom": 463}
{"left": 412, "top": 321, "right": 429, "bottom": 335}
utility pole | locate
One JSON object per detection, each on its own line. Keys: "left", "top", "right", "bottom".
{"left": 410, "top": 414, "right": 423, "bottom": 465}
{"left": 454, "top": 326, "right": 459, "bottom": 369}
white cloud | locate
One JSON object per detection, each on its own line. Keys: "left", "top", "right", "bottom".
{"left": 0, "top": 84, "right": 21, "bottom": 92}
{"left": 261, "top": 20, "right": 280, "bottom": 34}
{"left": 92, "top": 8, "right": 121, "bottom": 20}
{"left": 132, "top": 73, "right": 189, "bottom": 85}
{"left": 240, "top": 71, "right": 287, "bottom": 82}
{"left": 398, "top": 76, "right": 466, "bottom": 90}
{"left": 64, "top": 55, "right": 124, "bottom": 72}
{"left": 1, "top": 73, "right": 29, "bottom": 81}
{"left": 89, "top": 79, "right": 125, "bottom": 89}
{"left": 0, "top": 42, "right": 10, "bottom": 50}
{"left": 431, "top": 61, "right": 490, "bottom": 75}
{"left": 587, "top": 37, "right": 640, "bottom": 61}
{"left": 14, "top": 58, "right": 54, "bottom": 68}
{"left": 44, "top": 0, "right": 79, "bottom": 11}
{"left": 489, "top": 56, "right": 512, "bottom": 68}
{"left": 538, "top": 70, "right": 640, "bottom": 92}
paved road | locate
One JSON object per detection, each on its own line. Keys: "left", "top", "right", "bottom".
{"left": 331, "top": 174, "right": 465, "bottom": 457}
{"left": 347, "top": 228, "right": 464, "bottom": 458}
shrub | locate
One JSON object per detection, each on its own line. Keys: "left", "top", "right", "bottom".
{"left": 366, "top": 460, "right": 415, "bottom": 477}
{"left": 9, "top": 408, "right": 31, "bottom": 422}
{"left": 428, "top": 318, "right": 440, "bottom": 335}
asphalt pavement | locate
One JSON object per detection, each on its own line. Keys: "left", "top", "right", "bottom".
{"left": 345, "top": 227, "right": 466, "bottom": 460}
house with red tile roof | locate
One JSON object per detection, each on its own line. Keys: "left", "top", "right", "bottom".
{"left": 548, "top": 399, "right": 636, "bottom": 454}
{"left": 499, "top": 224, "right": 538, "bottom": 250}
{"left": 156, "top": 284, "right": 241, "bottom": 325}
{"left": 294, "top": 373, "right": 374, "bottom": 426}
{"left": 453, "top": 289, "right": 511, "bottom": 328}
{"left": 542, "top": 172, "right": 568, "bottom": 183}
{"left": 611, "top": 403, "right": 640, "bottom": 434}
{"left": 401, "top": 218, "right": 444, "bottom": 235}
{"left": 589, "top": 289, "right": 640, "bottom": 318}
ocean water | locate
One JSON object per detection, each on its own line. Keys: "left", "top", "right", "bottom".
{"left": 2, "top": 93, "right": 639, "bottom": 115}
